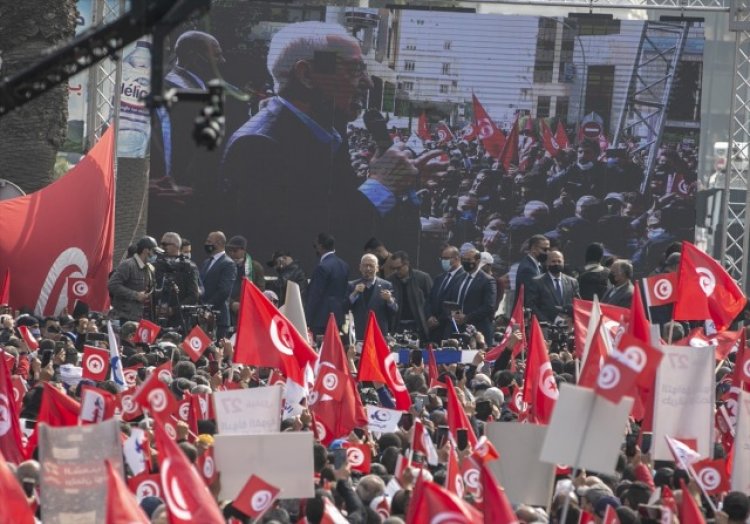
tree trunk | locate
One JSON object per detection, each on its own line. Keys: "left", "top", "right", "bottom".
{"left": 0, "top": 0, "right": 77, "bottom": 193}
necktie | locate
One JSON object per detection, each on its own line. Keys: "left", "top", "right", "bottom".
{"left": 439, "top": 273, "right": 453, "bottom": 296}
{"left": 554, "top": 278, "right": 563, "bottom": 301}
{"left": 458, "top": 276, "right": 473, "bottom": 306}
{"left": 205, "top": 256, "right": 217, "bottom": 274}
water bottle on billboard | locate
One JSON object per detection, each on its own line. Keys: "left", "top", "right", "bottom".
{"left": 118, "top": 40, "right": 151, "bottom": 157}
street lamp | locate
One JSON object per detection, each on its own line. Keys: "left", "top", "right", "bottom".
{"left": 539, "top": 15, "right": 588, "bottom": 140}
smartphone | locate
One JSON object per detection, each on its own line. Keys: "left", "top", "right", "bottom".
{"left": 409, "top": 349, "right": 423, "bottom": 367}
{"left": 641, "top": 432, "right": 652, "bottom": 455}
{"left": 435, "top": 425, "right": 450, "bottom": 449}
{"left": 333, "top": 448, "right": 347, "bottom": 469}
{"left": 40, "top": 349, "right": 54, "bottom": 368}
{"left": 85, "top": 332, "right": 108, "bottom": 343}
{"left": 400, "top": 412, "right": 414, "bottom": 431}
{"left": 637, "top": 504, "right": 663, "bottom": 519}
{"left": 352, "top": 428, "right": 366, "bottom": 440}
{"left": 208, "top": 360, "right": 220, "bottom": 376}
{"left": 475, "top": 400, "right": 492, "bottom": 421}
{"left": 457, "top": 428, "right": 469, "bottom": 451}
{"left": 414, "top": 395, "right": 427, "bottom": 414}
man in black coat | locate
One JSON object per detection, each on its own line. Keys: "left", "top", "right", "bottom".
{"left": 453, "top": 246, "right": 498, "bottom": 343}
{"left": 426, "top": 245, "right": 466, "bottom": 344}
{"left": 199, "top": 231, "right": 237, "bottom": 338}
{"left": 387, "top": 250, "right": 433, "bottom": 342}
{"left": 266, "top": 250, "right": 307, "bottom": 307}
{"left": 516, "top": 234, "right": 550, "bottom": 305}
{"left": 349, "top": 254, "right": 398, "bottom": 340}
{"left": 577, "top": 242, "right": 611, "bottom": 301}
{"left": 305, "top": 233, "right": 349, "bottom": 337}
{"left": 220, "top": 21, "right": 443, "bottom": 270}
{"left": 527, "top": 250, "right": 580, "bottom": 324}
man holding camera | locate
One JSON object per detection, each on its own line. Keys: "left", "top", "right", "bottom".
{"left": 154, "top": 232, "right": 201, "bottom": 329}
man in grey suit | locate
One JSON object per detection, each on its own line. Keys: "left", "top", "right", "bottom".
{"left": 527, "top": 250, "right": 580, "bottom": 323}
{"left": 200, "top": 231, "right": 237, "bottom": 338}
{"left": 601, "top": 259, "right": 635, "bottom": 309}
{"left": 349, "top": 254, "right": 398, "bottom": 340}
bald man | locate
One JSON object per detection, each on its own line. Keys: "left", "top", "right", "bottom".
{"left": 349, "top": 253, "right": 398, "bottom": 340}
{"left": 200, "top": 231, "right": 236, "bottom": 337}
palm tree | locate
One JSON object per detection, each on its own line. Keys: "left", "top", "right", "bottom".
{"left": 0, "top": 0, "right": 77, "bottom": 192}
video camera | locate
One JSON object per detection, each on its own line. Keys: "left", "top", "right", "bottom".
{"left": 538, "top": 318, "right": 573, "bottom": 353}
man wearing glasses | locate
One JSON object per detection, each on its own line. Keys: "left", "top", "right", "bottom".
{"left": 221, "top": 21, "right": 444, "bottom": 270}
{"left": 154, "top": 231, "right": 201, "bottom": 329}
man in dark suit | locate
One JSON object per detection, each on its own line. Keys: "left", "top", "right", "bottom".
{"left": 527, "top": 250, "right": 580, "bottom": 324}
{"left": 426, "top": 245, "right": 466, "bottom": 344}
{"left": 387, "top": 250, "right": 432, "bottom": 342}
{"left": 516, "top": 234, "right": 550, "bottom": 305}
{"left": 453, "top": 246, "right": 498, "bottom": 343}
{"left": 349, "top": 254, "right": 398, "bottom": 340}
{"left": 220, "top": 22, "right": 443, "bottom": 270}
{"left": 199, "top": 231, "right": 237, "bottom": 338}
{"left": 577, "top": 242, "right": 611, "bottom": 301}
{"left": 305, "top": 233, "right": 350, "bottom": 337}
{"left": 601, "top": 259, "right": 634, "bottom": 309}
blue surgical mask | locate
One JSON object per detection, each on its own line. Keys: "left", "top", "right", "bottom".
{"left": 441, "top": 259, "right": 452, "bottom": 272}
{"left": 148, "top": 254, "right": 157, "bottom": 264}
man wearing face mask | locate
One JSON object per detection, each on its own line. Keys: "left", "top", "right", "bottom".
{"left": 266, "top": 251, "right": 307, "bottom": 307}
{"left": 516, "top": 235, "right": 550, "bottom": 307}
{"left": 387, "top": 251, "right": 432, "bottom": 341}
{"left": 527, "top": 250, "right": 580, "bottom": 324}
{"left": 426, "top": 245, "right": 466, "bottom": 343}
{"left": 452, "top": 245, "right": 497, "bottom": 343}
{"left": 154, "top": 232, "right": 201, "bottom": 329}
{"left": 200, "top": 231, "right": 237, "bottom": 338}
{"left": 601, "top": 259, "right": 634, "bottom": 308}
{"left": 108, "top": 236, "right": 162, "bottom": 322}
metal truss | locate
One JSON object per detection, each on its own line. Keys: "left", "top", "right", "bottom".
{"left": 85, "top": 0, "right": 122, "bottom": 149}
{"left": 613, "top": 20, "right": 689, "bottom": 193}
{"left": 467, "top": 0, "right": 728, "bottom": 10}
{"left": 721, "top": 0, "right": 750, "bottom": 289}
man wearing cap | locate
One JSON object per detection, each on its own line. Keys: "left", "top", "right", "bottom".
{"left": 227, "top": 235, "right": 265, "bottom": 326}
{"left": 267, "top": 251, "right": 307, "bottom": 307}
{"left": 200, "top": 232, "right": 237, "bottom": 338}
{"left": 108, "top": 236, "right": 162, "bottom": 322}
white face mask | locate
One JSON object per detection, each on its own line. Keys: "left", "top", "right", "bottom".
{"left": 647, "top": 227, "right": 665, "bottom": 240}
{"left": 441, "top": 259, "right": 452, "bottom": 272}
{"left": 182, "top": 253, "right": 191, "bottom": 260}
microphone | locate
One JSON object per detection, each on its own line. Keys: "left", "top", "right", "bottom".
{"left": 363, "top": 108, "right": 392, "bottom": 152}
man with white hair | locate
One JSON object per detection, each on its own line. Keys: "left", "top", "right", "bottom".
{"left": 221, "top": 22, "right": 443, "bottom": 269}
{"left": 348, "top": 253, "right": 398, "bottom": 339}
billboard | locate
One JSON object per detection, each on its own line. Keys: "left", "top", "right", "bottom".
{"left": 147, "top": 5, "right": 703, "bottom": 279}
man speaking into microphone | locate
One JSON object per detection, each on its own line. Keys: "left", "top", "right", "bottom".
{"left": 221, "top": 21, "right": 445, "bottom": 269}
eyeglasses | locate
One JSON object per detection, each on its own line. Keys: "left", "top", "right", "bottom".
{"left": 160, "top": 242, "right": 176, "bottom": 247}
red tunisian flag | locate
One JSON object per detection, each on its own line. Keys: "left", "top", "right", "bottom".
{"left": 679, "top": 479, "right": 706, "bottom": 524}
{"left": 105, "top": 460, "right": 150, "bottom": 524}
{"left": 523, "top": 316, "right": 558, "bottom": 424}
{"left": 480, "top": 462, "right": 520, "bottom": 524}
{"left": 540, "top": 119, "right": 561, "bottom": 158}
{"left": 153, "top": 420, "right": 225, "bottom": 524}
{"left": 232, "top": 474, "right": 280, "bottom": 520}
{"left": 642, "top": 272, "right": 678, "bottom": 308}
{"left": 555, "top": 121, "right": 570, "bottom": 150}
{"left": 426, "top": 344, "right": 443, "bottom": 389}
{"left": 573, "top": 299, "right": 630, "bottom": 358}
{"left": 673, "top": 242, "right": 746, "bottom": 331}
{"left": 417, "top": 111, "right": 431, "bottom": 141}
{"left": 181, "top": 325, "right": 212, "bottom": 362}
{"left": 0, "top": 356, "right": 24, "bottom": 465}
{"left": 358, "top": 311, "right": 411, "bottom": 410}
{"left": 578, "top": 316, "right": 609, "bottom": 389}
{"left": 0, "top": 127, "right": 114, "bottom": 316}
{"left": 692, "top": 458, "right": 729, "bottom": 495}
{"left": 486, "top": 284, "right": 526, "bottom": 363}
{"left": 732, "top": 329, "right": 750, "bottom": 389}
{"left": 445, "top": 376, "right": 478, "bottom": 449}
{"left": 406, "top": 473, "right": 482, "bottom": 524}
{"left": 234, "top": 279, "right": 317, "bottom": 386}
{"left": 311, "top": 314, "right": 367, "bottom": 445}
{"left": 472, "top": 93, "right": 505, "bottom": 159}
{"left": 25, "top": 382, "right": 80, "bottom": 459}
{"left": 499, "top": 115, "right": 520, "bottom": 170}
{"left": 0, "top": 270, "right": 9, "bottom": 306}
{"left": 435, "top": 122, "right": 455, "bottom": 144}
{"left": 0, "top": 449, "right": 35, "bottom": 524}
{"left": 82, "top": 345, "right": 110, "bottom": 381}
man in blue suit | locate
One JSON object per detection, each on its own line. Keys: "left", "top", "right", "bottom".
{"left": 515, "top": 234, "right": 550, "bottom": 307}
{"left": 426, "top": 245, "right": 466, "bottom": 343}
{"left": 199, "top": 231, "right": 236, "bottom": 338}
{"left": 453, "top": 245, "right": 497, "bottom": 343}
{"left": 305, "top": 233, "right": 350, "bottom": 337}
{"left": 349, "top": 254, "right": 398, "bottom": 340}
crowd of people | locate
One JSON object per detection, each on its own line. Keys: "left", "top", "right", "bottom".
{"left": 0, "top": 219, "right": 749, "bottom": 523}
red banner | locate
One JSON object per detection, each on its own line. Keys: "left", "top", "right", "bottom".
{"left": 0, "top": 128, "right": 114, "bottom": 315}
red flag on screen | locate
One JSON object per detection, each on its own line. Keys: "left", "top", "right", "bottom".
{"left": 472, "top": 93, "right": 505, "bottom": 158}
{"left": 0, "top": 128, "right": 114, "bottom": 316}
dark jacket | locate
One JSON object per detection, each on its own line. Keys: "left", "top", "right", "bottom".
{"left": 200, "top": 253, "right": 237, "bottom": 328}
{"left": 515, "top": 254, "right": 543, "bottom": 303}
{"left": 108, "top": 256, "right": 154, "bottom": 322}
{"left": 457, "top": 270, "right": 498, "bottom": 343}
{"left": 527, "top": 272, "right": 580, "bottom": 323}
{"left": 269, "top": 262, "right": 308, "bottom": 306}
{"left": 577, "top": 263, "right": 611, "bottom": 301}
{"left": 427, "top": 267, "right": 466, "bottom": 343}
{"left": 305, "top": 252, "right": 349, "bottom": 335}
{"left": 348, "top": 277, "right": 397, "bottom": 340}
{"left": 388, "top": 268, "right": 433, "bottom": 341}
{"left": 221, "top": 97, "right": 421, "bottom": 271}
{"left": 601, "top": 282, "right": 634, "bottom": 309}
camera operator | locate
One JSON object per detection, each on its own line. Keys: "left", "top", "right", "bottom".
{"left": 154, "top": 232, "right": 201, "bottom": 330}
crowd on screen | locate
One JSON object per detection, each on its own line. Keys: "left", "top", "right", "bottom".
{"left": 1, "top": 220, "right": 749, "bottom": 524}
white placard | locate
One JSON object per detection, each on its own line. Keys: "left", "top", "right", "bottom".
{"left": 540, "top": 383, "right": 633, "bottom": 475}
{"left": 485, "top": 422, "right": 555, "bottom": 507}
{"left": 731, "top": 390, "right": 750, "bottom": 495}
{"left": 366, "top": 406, "right": 403, "bottom": 433}
{"left": 652, "top": 345, "right": 715, "bottom": 461}
{"left": 214, "top": 386, "right": 282, "bottom": 435}
{"left": 214, "top": 432, "right": 314, "bottom": 500}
